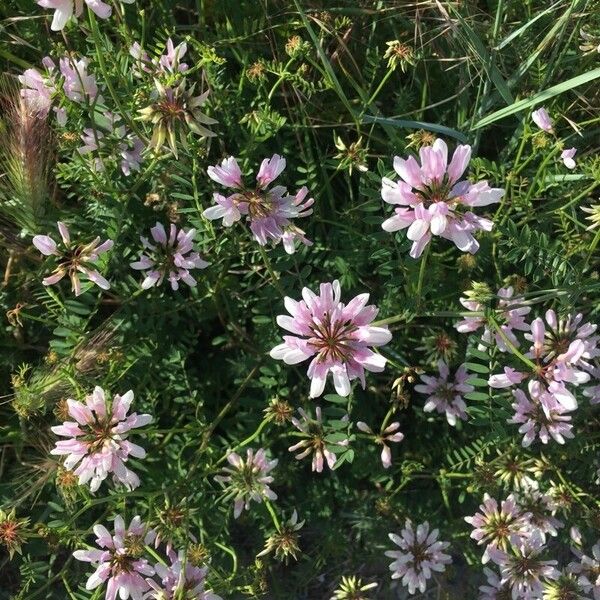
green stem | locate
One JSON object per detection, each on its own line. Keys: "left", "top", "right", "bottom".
{"left": 488, "top": 316, "right": 536, "bottom": 370}
{"left": 265, "top": 499, "right": 281, "bottom": 531}
{"left": 416, "top": 244, "right": 430, "bottom": 303}
{"left": 258, "top": 245, "right": 285, "bottom": 297}
{"left": 216, "top": 419, "right": 271, "bottom": 466}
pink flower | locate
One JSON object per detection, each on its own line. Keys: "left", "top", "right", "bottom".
{"left": 73, "top": 515, "right": 156, "bottom": 600}
{"left": 385, "top": 520, "right": 451, "bottom": 595}
{"left": 32, "top": 221, "right": 113, "bottom": 296}
{"left": 414, "top": 361, "right": 473, "bottom": 426}
{"left": 488, "top": 366, "right": 528, "bottom": 389}
{"left": 561, "top": 147, "right": 577, "bottom": 169}
{"left": 130, "top": 223, "right": 210, "bottom": 290}
{"left": 269, "top": 280, "right": 392, "bottom": 397}
{"left": 288, "top": 407, "right": 346, "bottom": 473}
{"left": 381, "top": 138, "right": 504, "bottom": 257}
{"left": 516, "top": 480, "right": 563, "bottom": 543}
{"left": 51, "top": 387, "right": 151, "bottom": 492}
{"left": 568, "top": 541, "right": 600, "bottom": 599}
{"left": 456, "top": 286, "right": 531, "bottom": 351}
{"left": 19, "top": 66, "right": 54, "bottom": 118}
{"left": 356, "top": 421, "right": 404, "bottom": 468}
{"left": 37, "top": 0, "right": 135, "bottom": 31}
{"left": 215, "top": 448, "right": 277, "bottom": 518}
{"left": 478, "top": 567, "right": 511, "bottom": 600}
{"left": 59, "top": 56, "right": 98, "bottom": 102}
{"left": 130, "top": 38, "right": 189, "bottom": 77}
{"left": 203, "top": 155, "right": 314, "bottom": 254}
{"left": 487, "top": 532, "right": 559, "bottom": 599}
{"left": 147, "top": 546, "right": 222, "bottom": 600}
{"left": 509, "top": 380, "right": 575, "bottom": 447}
{"left": 464, "top": 494, "right": 531, "bottom": 564}
{"left": 531, "top": 107, "right": 554, "bottom": 133}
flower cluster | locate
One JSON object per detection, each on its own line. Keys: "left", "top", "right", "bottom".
{"left": 51, "top": 387, "right": 151, "bottom": 492}
{"left": 33, "top": 221, "right": 113, "bottom": 296}
{"left": 270, "top": 280, "right": 392, "bottom": 397}
{"left": 37, "top": 0, "right": 135, "bottom": 31}
{"left": 130, "top": 38, "right": 189, "bottom": 77}
{"left": 356, "top": 420, "right": 403, "bottom": 468}
{"left": 203, "top": 155, "right": 314, "bottom": 254}
{"left": 381, "top": 138, "right": 504, "bottom": 258}
{"left": 385, "top": 520, "right": 452, "bottom": 595}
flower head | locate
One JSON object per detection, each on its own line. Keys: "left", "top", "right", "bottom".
{"left": 37, "top": 0, "right": 135, "bottom": 31}
{"left": 0, "top": 508, "right": 30, "bottom": 559}
{"left": 385, "top": 520, "right": 452, "bottom": 595}
{"left": 203, "top": 155, "right": 314, "bottom": 254}
{"left": 73, "top": 515, "right": 156, "bottom": 600}
{"left": 568, "top": 541, "right": 600, "bottom": 599}
{"left": 59, "top": 56, "right": 98, "bottom": 102}
{"left": 51, "top": 386, "right": 152, "bottom": 492}
{"left": 478, "top": 567, "right": 512, "bottom": 600}
{"left": 356, "top": 420, "right": 403, "bottom": 468}
{"left": 531, "top": 107, "right": 554, "bottom": 133}
{"left": 561, "top": 148, "right": 577, "bottom": 170}
{"left": 414, "top": 360, "right": 473, "bottom": 426}
{"left": 33, "top": 221, "right": 113, "bottom": 296}
{"left": 215, "top": 448, "right": 277, "bottom": 518}
{"left": 130, "top": 223, "right": 209, "bottom": 290}
{"left": 464, "top": 493, "right": 531, "bottom": 563}
{"left": 19, "top": 61, "right": 56, "bottom": 118}
{"left": 381, "top": 138, "right": 504, "bottom": 258}
{"left": 257, "top": 510, "right": 304, "bottom": 563}
{"left": 330, "top": 576, "right": 378, "bottom": 600}
{"left": 515, "top": 480, "right": 563, "bottom": 542}
{"left": 130, "top": 38, "right": 189, "bottom": 77}
{"left": 270, "top": 280, "right": 392, "bottom": 397}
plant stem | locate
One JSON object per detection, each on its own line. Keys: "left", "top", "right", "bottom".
{"left": 258, "top": 245, "right": 285, "bottom": 297}
{"left": 265, "top": 500, "right": 281, "bottom": 531}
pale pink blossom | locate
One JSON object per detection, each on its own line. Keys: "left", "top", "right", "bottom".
{"left": 509, "top": 380, "right": 575, "bottom": 447}
{"left": 385, "top": 520, "right": 451, "bottom": 595}
{"left": 356, "top": 421, "right": 403, "bottom": 468}
{"left": 33, "top": 221, "right": 113, "bottom": 296}
{"left": 531, "top": 107, "right": 554, "bottom": 133}
{"left": 381, "top": 138, "right": 504, "bottom": 257}
{"left": 561, "top": 147, "right": 577, "bottom": 169}
{"left": 130, "top": 223, "right": 210, "bottom": 290}
{"left": 51, "top": 387, "right": 151, "bottom": 492}
{"left": 73, "top": 515, "right": 156, "bottom": 600}
{"left": 203, "top": 155, "right": 314, "bottom": 254}
{"left": 37, "top": 0, "right": 135, "bottom": 31}
{"left": 516, "top": 480, "right": 563, "bottom": 543}
{"left": 488, "top": 367, "right": 527, "bottom": 389}
{"left": 487, "top": 532, "right": 559, "bottom": 599}
{"left": 130, "top": 38, "right": 188, "bottom": 77}
{"left": 215, "top": 448, "right": 277, "bottom": 518}
{"left": 146, "top": 546, "right": 222, "bottom": 600}
{"left": 414, "top": 361, "right": 473, "bottom": 426}
{"left": 270, "top": 280, "right": 392, "bottom": 397}
{"left": 19, "top": 65, "right": 54, "bottom": 117}
{"left": 568, "top": 541, "right": 600, "bottom": 599}
{"left": 456, "top": 286, "right": 531, "bottom": 351}
{"left": 464, "top": 494, "right": 531, "bottom": 564}
{"left": 478, "top": 567, "right": 511, "bottom": 600}
{"left": 59, "top": 56, "right": 98, "bottom": 102}
{"left": 288, "top": 407, "right": 346, "bottom": 473}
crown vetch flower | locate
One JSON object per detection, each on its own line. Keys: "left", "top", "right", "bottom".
{"left": 516, "top": 480, "right": 563, "bottom": 543}
{"left": 464, "top": 494, "right": 531, "bottom": 564}
{"left": 146, "top": 546, "right": 222, "bottom": 600}
{"left": 478, "top": 567, "right": 511, "bottom": 600}
{"left": 130, "top": 223, "right": 210, "bottom": 290}
{"left": 414, "top": 360, "right": 473, "bottom": 426}
{"left": 203, "top": 155, "right": 314, "bottom": 254}
{"left": 33, "top": 221, "right": 113, "bottom": 296}
{"left": 381, "top": 138, "right": 504, "bottom": 258}
{"left": 356, "top": 421, "right": 403, "bottom": 469}
{"left": 215, "top": 448, "right": 277, "bottom": 519}
{"left": 130, "top": 38, "right": 189, "bottom": 77}
{"left": 568, "top": 540, "right": 600, "bottom": 598}
{"left": 37, "top": 0, "right": 135, "bottom": 31}
{"left": 385, "top": 520, "right": 452, "bottom": 595}
{"left": 59, "top": 56, "right": 98, "bottom": 102}
{"left": 73, "top": 515, "right": 155, "bottom": 600}
{"left": 456, "top": 286, "right": 531, "bottom": 351}
{"left": 561, "top": 147, "right": 577, "bottom": 169}
{"left": 51, "top": 387, "right": 152, "bottom": 492}
{"left": 270, "top": 280, "right": 392, "bottom": 397}
{"left": 531, "top": 107, "right": 554, "bottom": 133}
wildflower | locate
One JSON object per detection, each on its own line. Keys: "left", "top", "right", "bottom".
{"left": 130, "top": 38, "right": 189, "bottom": 77}
{"left": 579, "top": 28, "right": 600, "bottom": 54}
{"left": 516, "top": 480, "right": 563, "bottom": 542}
{"left": 568, "top": 541, "right": 600, "bottom": 599}
{"left": 383, "top": 40, "right": 415, "bottom": 72}
{"left": 0, "top": 508, "right": 30, "bottom": 559}
{"left": 203, "top": 155, "right": 314, "bottom": 254}
{"left": 356, "top": 421, "right": 403, "bottom": 468}
{"left": 73, "top": 515, "right": 156, "bottom": 599}
{"left": 146, "top": 546, "right": 222, "bottom": 600}
{"left": 334, "top": 136, "right": 369, "bottom": 174}
{"left": 37, "top": 0, "right": 135, "bottom": 31}
{"left": 509, "top": 381, "right": 575, "bottom": 447}
{"left": 561, "top": 148, "right": 577, "bottom": 169}
{"left": 493, "top": 452, "right": 538, "bottom": 491}
{"left": 381, "top": 138, "right": 504, "bottom": 258}
{"left": 288, "top": 406, "right": 346, "bottom": 472}
{"left": 464, "top": 493, "right": 531, "bottom": 564}
{"left": 270, "top": 280, "right": 392, "bottom": 397}
{"left": 542, "top": 572, "right": 584, "bottom": 599}
{"left": 246, "top": 61, "right": 266, "bottom": 82}
{"left": 488, "top": 532, "right": 559, "bottom": 599}
{"left": 385, "top": 520, "right": 452, "bottom": 595}
{"left": 264, "top": 397, "right": 294, "bottom": 425}
{"left": 59, "top": 56, "right": 98, "bottom": 102}
{"left": 19, "top": 64, "right": 54, "bottom": 118}
{"left": 478, "top": 567, "right": 512, "bottom": 600}
{"left": 414, "top": 361, "right": 473, "bottom": 426}
{"left": 582, "top": 204, "right": 600, "bottom": 231}
{"left": 33, "top": 221, "right": 113, "bottom": 296}
{"left": 531, "top": 107, "right": 554, "bottom": 133}
{"left": 138, "top": 79, "right": 217, "bottom": 157}
{"left": 330, "top": 576, "right": 378, "bottom": 599}
{"left": 50, "top": 386, "right": 152, "bottom": 492}
{"left": 215, "top": 448, "right": 278, "bottom": 518}
{"left": 257, "top": 510, "right": 304, "bottom": 562}
{"left": 456, "top": 286, "right": 531, "bottom": 351}
{"left": 130, "top": 223, "right": 209, "bottom": 290}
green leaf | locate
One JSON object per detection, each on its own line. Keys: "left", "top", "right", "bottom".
{"left": 361, "top": 115, "right": 468, "bottom": 144}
